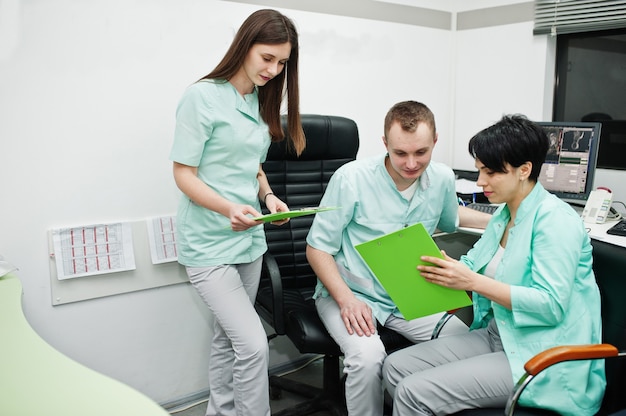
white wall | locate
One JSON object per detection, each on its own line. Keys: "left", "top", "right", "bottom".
{"left": 451, "top": 21, "right": 626, "bottom": 204}
{"left": 0, "top": 0, "right": 455, "bottom": 405}
{"left": 1, "top": 0, "right": 624, "bottom": 407}
{"left": 0, "top": 0, "right": 306, "bottom": 404}
{"left": 298, "top": 14, "right": 454, "bottom": 161}
{"left": 452, "top": 21, "right": 554, "bottom": 170}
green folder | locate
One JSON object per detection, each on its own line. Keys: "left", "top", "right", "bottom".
{"left": 253, "top": 206, "right": 340, "bottom": 222}
{"left": 355, "top": 222, "right": 472, "bottom": 320}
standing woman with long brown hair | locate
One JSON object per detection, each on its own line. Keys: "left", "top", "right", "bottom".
{"left": 169, "top": 9, "right": 305, "bottom": 416}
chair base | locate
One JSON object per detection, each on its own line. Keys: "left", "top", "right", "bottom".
{"left": 270, "top": 355, "right": 346, "bottom": 416}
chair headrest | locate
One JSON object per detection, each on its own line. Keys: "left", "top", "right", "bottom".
{"left": 267, "top": 114, "right": 360, "bottom": 161}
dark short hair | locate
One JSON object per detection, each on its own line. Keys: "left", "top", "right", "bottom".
{"left": 468, "top": 114, "right": 549, "bottom": 181}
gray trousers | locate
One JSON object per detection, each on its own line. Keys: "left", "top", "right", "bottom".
{"left": 187, "top": 257, "right": 270, "bottom": 416}
{"left": 383, "top": 319, "right": 513, "bottom": 416}
{"left": 315, "top": 295, "right": 469, "bottom": 416}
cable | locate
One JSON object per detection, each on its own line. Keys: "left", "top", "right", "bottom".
{"left": 608, "top": 200, "right": 625, "bottom": 221}
{"left": 612, "top": 200, "right": 626, "bottom": 213}
{"left": 168, "top": 398, "right": 208, "bottom": 414}
{"left": 273, "top": 354, "right": 324, "bottom": 378}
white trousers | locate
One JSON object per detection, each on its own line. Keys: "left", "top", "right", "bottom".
{"left": 383, "top": 320, "right": 513, "bottom": 416}
{"left": 315, "top": 295, "right": 468, "bottom": 416}
{"left": 187, "top": 257, "right": 270, "bottom": 416}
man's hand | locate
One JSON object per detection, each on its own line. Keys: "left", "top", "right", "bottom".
{"left": 306, "top": 245, "right": 377, "bottom": 336}
{"left": 339, "top": 297, "right": 377, "bottom": 336}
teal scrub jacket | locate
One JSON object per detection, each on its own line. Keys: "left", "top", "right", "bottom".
{"left": 462, "top": 183, "right": 605, "bottom": 416}
{"left": 307, "top": 155, "right": 459, "bottom": 324}
{"left": 170, "top": 80, "right": 270, "bottom": 267}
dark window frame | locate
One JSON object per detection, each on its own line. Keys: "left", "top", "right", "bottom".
{"left": 553, "top": 28, "right": 626, "bottom": 170}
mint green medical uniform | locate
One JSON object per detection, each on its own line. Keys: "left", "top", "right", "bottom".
{"left": 384, "top": 183, "right": 605, "bottom": 416}
{"left": 306, "top": 155, "right": 465, "bottom": 416}
{"left": 169, "top": 80, "right": 273, "bottom": 416}
{"left": 307, "top": 155, "right": 459, "bottom": 324}
{"left": 465, "top": 183, "right": 605, "bottom": 414}
{"left": 170, "top": 80, "right": 270, "bottom": 267}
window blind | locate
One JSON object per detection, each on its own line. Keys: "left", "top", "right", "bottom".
{"left": 534, "top": 0, "right": 626, "bottom": 35}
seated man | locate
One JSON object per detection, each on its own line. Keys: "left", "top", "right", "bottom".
{"left": 305, "top": 100, "right": 490, "bottom": 416}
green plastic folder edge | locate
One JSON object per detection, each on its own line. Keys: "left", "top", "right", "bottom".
{"left": 355, "top": 223, "right": 472, "bottom": 320}
{"left": 253, "top": 206, "right": 340, "bottom": 222}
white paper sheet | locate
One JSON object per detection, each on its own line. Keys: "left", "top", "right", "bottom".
{"left": 51, "top": 222, "right": 136, "bottom": 279}
{"left": 146, "top": 216, "right": 178, "bottom": 264}
{"left": 455, "top": 178, "right": 483, "bottom": 194}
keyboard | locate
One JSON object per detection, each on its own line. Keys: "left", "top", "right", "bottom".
{"left": 606, "top": 219, "right": 626, "bottom": 236}
{"left": 466, "top": 203, "right": 499, "bottom": 215}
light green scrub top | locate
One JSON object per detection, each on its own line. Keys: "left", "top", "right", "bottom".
{"left": 306, "top": 155, "right": 459, "bottom": 324}
{"left": 462, "top": 183, "right": 605, "bottom": 415}
{"left": 169, "top": 80, "right": 270, "bottom": 267}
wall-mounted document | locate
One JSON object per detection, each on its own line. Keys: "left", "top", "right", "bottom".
{"left": 355, "top": 223, "right": 472, "bottom": 320}
{"left": 146, "top": 216, "right": 178, "bottom": 264}
{"left": 51, "top": 222, "right": 136, "bottom": 280}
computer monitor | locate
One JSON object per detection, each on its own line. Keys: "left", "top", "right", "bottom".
{"left": 537, "top": 121, "right": 602, "bottom": 203}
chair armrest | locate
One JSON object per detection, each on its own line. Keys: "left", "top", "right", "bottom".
{"left": 505, "top": 344, "right": 619, "bottom": 416}
{"left": 524, "top": 344, "right": 618, "bottom": 374}
{"left": 431, "top": 311, "right": 455, "bottom": 340}
{"left": 430, "top": 305, "right": 474, "bottom": 340}
{"left": 261, "top": 251, "right": 286, "bottom": 335}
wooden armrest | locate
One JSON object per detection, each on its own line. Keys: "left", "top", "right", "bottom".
{"left": 524, "top": 344, "right": 618, "bottom": 375}
{"left": 505, "top": 343, "right": 619, "bottom": 416}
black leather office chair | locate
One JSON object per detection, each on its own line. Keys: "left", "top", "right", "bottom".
{"left": 255, "top": 114, "right": 412, "bottom": 416}
{"left": 447, "top": 239, "right": 626, "bottom": 416}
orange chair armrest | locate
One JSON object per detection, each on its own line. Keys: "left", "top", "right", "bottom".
{"left": 524, "top": 344, "right": 618, "bottom": 375}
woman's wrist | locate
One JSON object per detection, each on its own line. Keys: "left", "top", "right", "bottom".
{"left": 263, "top": 192, "right": 275, "bottom": 204}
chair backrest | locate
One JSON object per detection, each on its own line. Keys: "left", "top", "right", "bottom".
{"left": 262, "top": 114, "right": 359, "bottom": 289}
{"left": 591, "top": 240, "right": 626, "bottom": 414}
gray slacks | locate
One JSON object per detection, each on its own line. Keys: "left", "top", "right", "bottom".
{"left": 383, "top": 319, "right": 513, "bottom": 416}
{"left": 315, "top": 295, "right": 469, "bottom": 416}
{"left": 187, "top": 257, "right": 270, "bottom": 416}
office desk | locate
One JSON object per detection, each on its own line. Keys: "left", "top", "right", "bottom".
{"left": 586, "top": 220, "right": 626, "bottom": 248}
{"left": 461, "top": 218, "right": 626, "bottom": 249}
{"left": 0, "top": 272, "right": 170, "bottom": 416}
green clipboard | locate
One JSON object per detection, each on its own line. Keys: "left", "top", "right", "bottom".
{"left": 253, "top": 206, "right": 340, "bottom": 222}
{"left": 355, "top": 222, "right": 472, "bottom": 320}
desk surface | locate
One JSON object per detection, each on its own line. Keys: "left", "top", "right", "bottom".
{"left": 586, "top": 220, "right": 626, "bottom": 248}
{"left": 460, "top": 219, "right": 626, "bottom": 249}
{"left": 0, "top": 273, "right": 169, "bottom": 416}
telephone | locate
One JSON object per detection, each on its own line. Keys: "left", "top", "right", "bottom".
{"left": 581, "top": 188, "right": 613, "bottom": 224}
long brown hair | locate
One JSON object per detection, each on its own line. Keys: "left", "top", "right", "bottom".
{"left": 200, "top": 9, "right": 305, "bottom": 156}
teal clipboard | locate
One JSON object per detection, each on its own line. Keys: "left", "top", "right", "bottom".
{"left": 355, "top": 222, "right": 472, "bottom": 320}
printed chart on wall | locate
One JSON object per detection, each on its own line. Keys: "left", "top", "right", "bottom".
{"left": 51, "top": 223, "right": 136, "bottom": 280}
{"left": 146, "top": 216, "right": 178, "bottom": 264}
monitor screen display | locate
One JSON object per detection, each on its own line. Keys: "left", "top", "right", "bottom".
{"left": 537, "top": 121, "right": 602, "bottom": 202}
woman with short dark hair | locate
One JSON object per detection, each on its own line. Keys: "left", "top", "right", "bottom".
{"left": 383, "top": 115, "right": 604, "bottom": 416}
